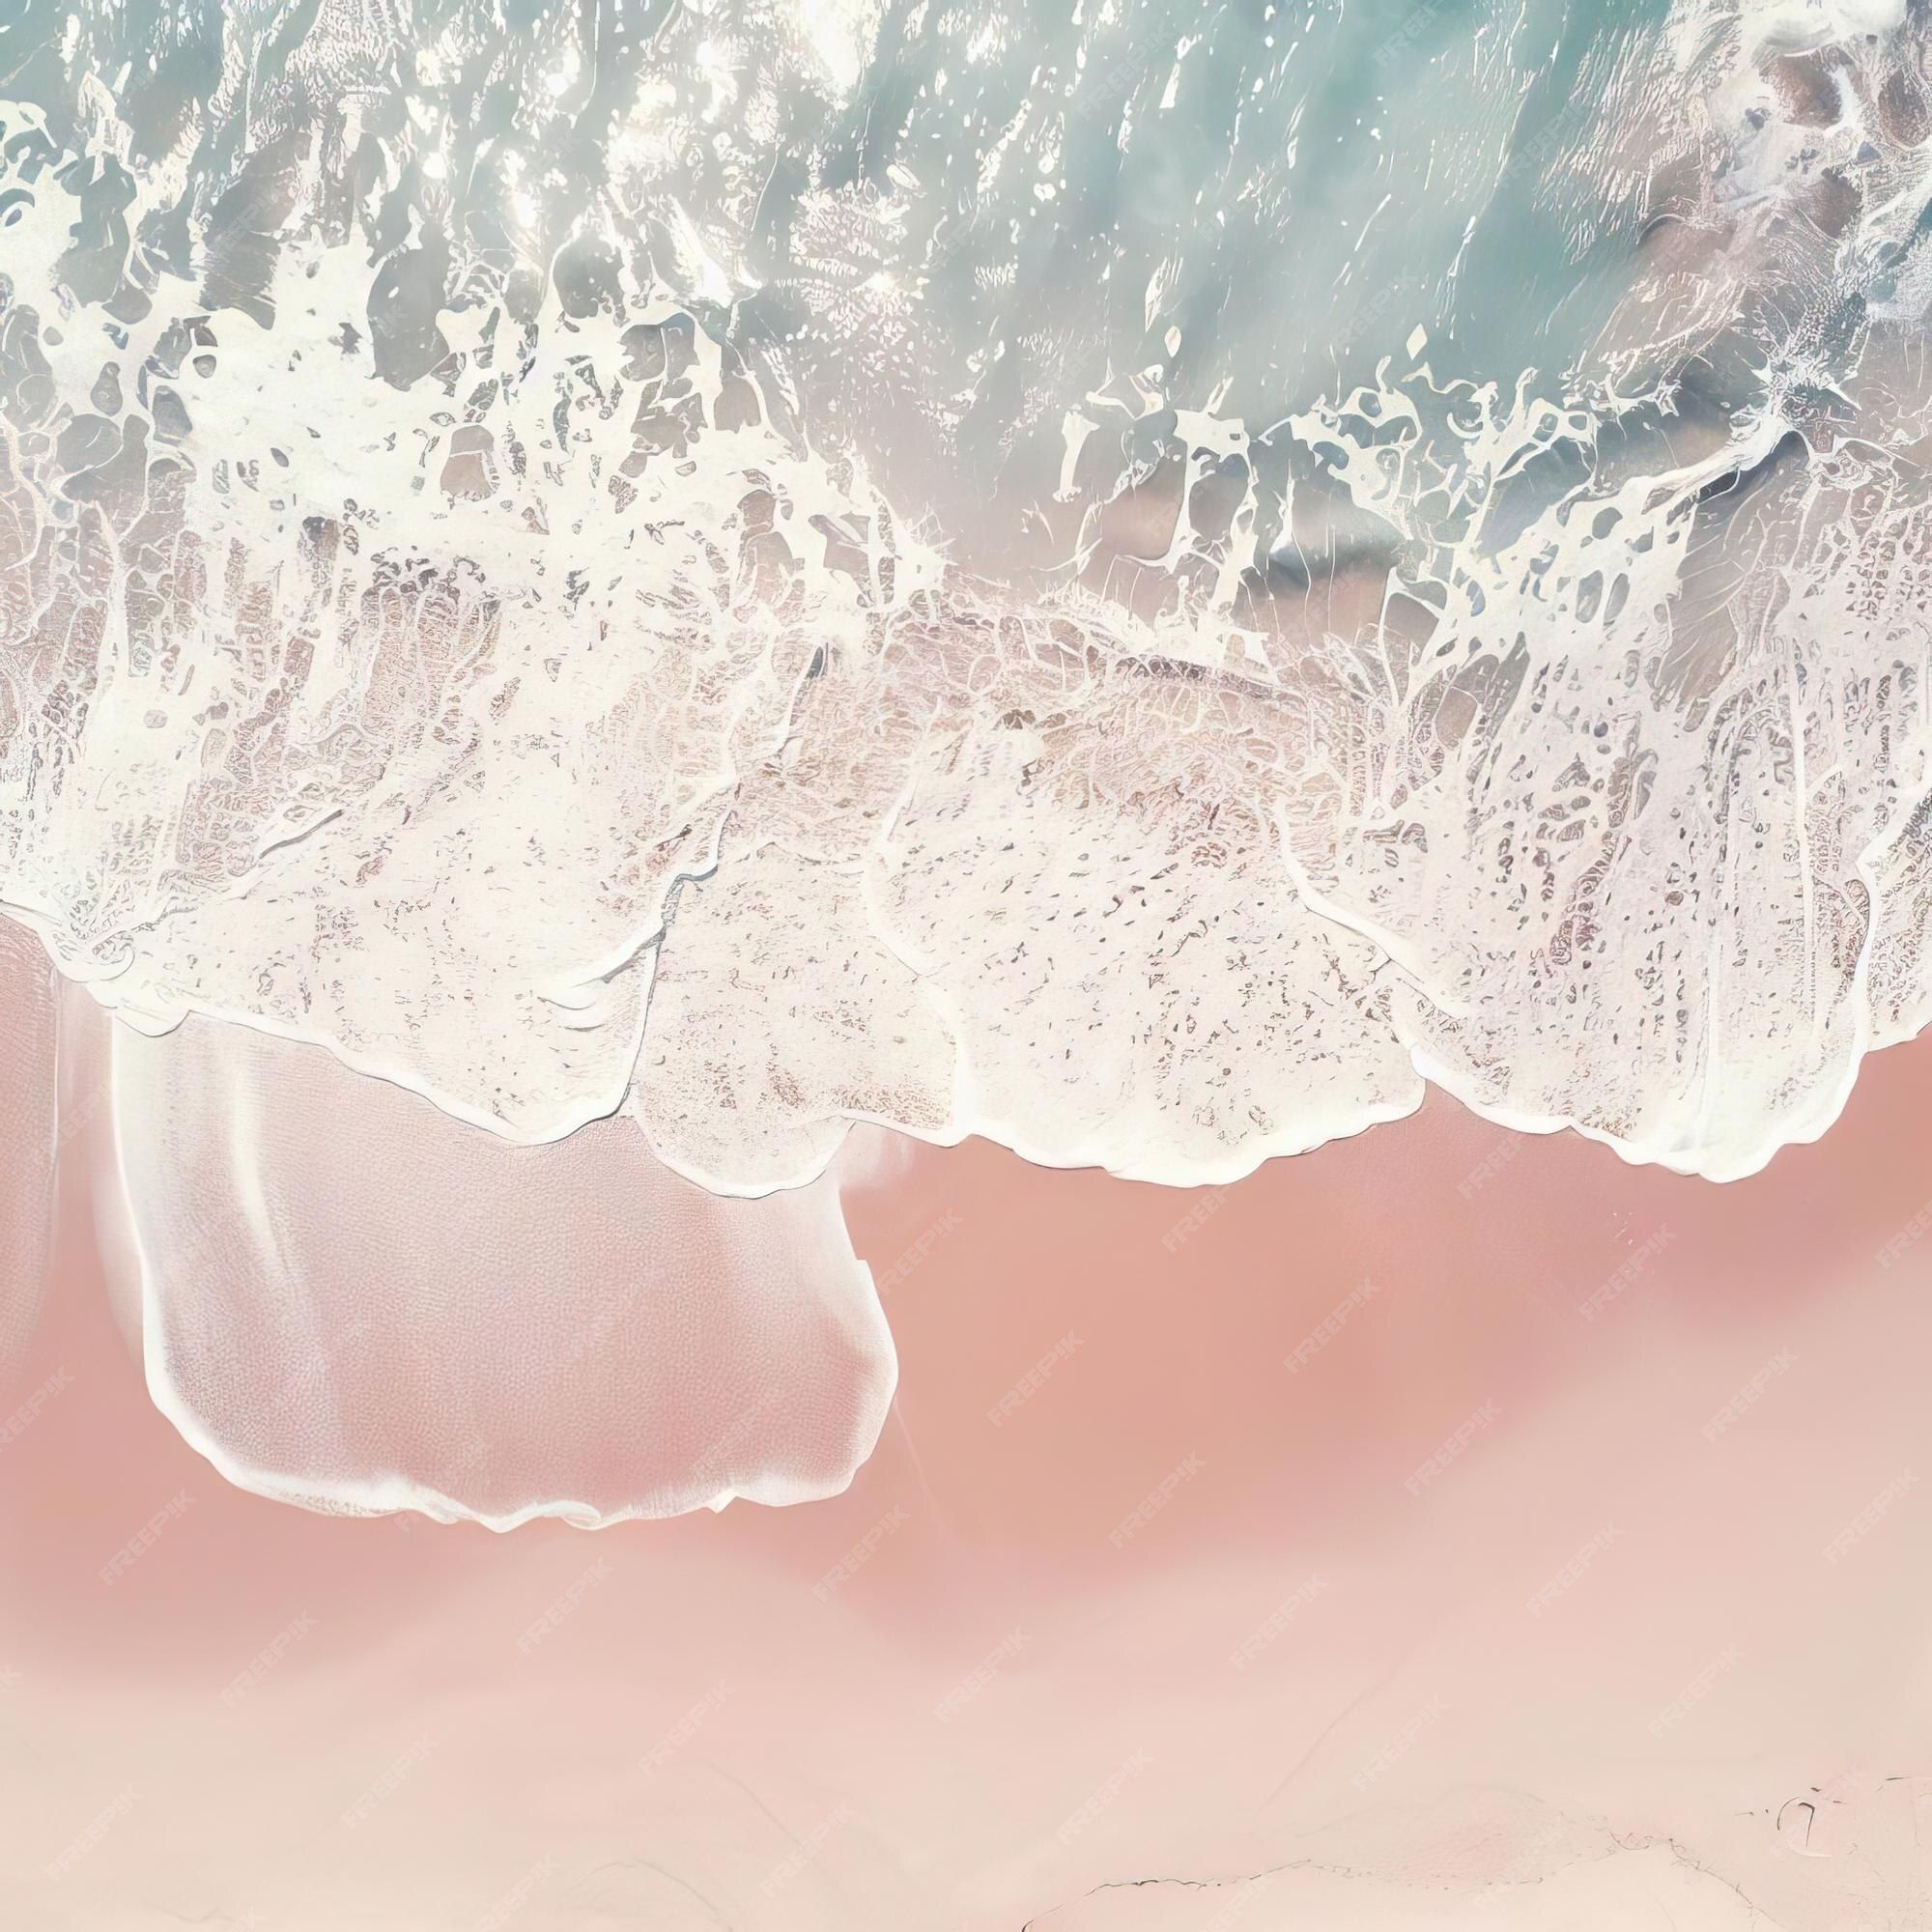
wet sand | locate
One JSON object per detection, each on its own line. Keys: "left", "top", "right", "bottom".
{"left": 1, "top": 1018, "right": 1931, "bottom": 1926}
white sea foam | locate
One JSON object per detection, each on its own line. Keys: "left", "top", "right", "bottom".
{"left": 2, "top": 0, "right": 1931, "bottom": 1203}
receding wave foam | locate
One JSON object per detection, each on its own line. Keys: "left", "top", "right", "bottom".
{"left": 4, "top": 0, "right": 1932, "bottom": 1196}
{"left": 80, "top": 993, "right": 896, "bottom": 1528}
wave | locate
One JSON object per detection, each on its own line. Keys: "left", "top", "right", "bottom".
{"left": 2, "top": 0, "right": 1931, "bottom": 1193}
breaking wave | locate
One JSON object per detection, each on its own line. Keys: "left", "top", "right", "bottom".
{"left": 5, "top": 0, "right": 1932, "bottom": 1193}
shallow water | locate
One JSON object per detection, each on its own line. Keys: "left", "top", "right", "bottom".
{"left": 6, "top": 0, "right": 1932, "bottom": 1196}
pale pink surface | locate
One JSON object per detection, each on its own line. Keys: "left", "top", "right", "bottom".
{"left": 2, "top": 1027, "right": 1931, "bottom": 1925}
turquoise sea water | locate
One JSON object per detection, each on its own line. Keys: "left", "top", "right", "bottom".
{"left": 0, "top": 0, "right": 1694, "bottom": 562}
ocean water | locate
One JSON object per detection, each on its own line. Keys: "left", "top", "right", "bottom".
{"left": 2, "top": 0, "right": 1930, "bottom": 1208}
